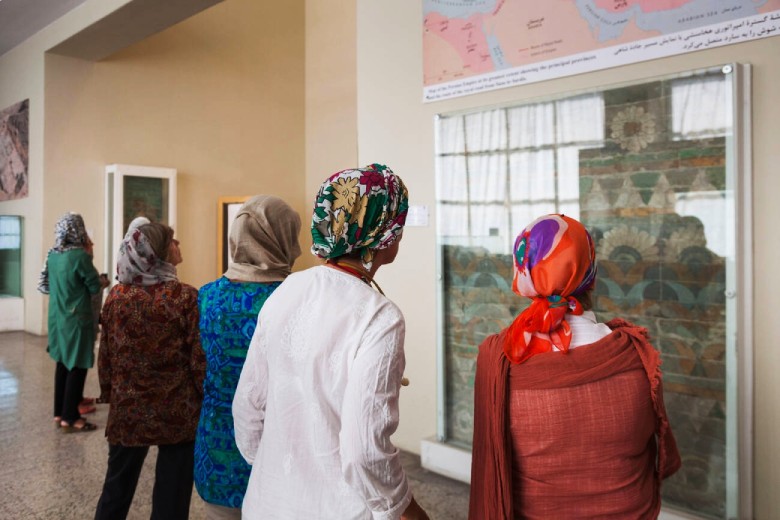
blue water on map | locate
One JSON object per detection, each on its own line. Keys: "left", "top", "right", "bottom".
{"left": 486, "top": 32, "right": 508, "bottom": 69}
{"left": 575, "top": 0, "right": 767, "bottom": 42}
{"left": 423, "top": 0, "right": 498, "bottom": 18}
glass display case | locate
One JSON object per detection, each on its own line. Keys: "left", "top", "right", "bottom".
{"left": 434, "top": 64, "right": 752, "bottom": 519}
{"left": 104, "top": 164, "right": 177, "bottom": 282}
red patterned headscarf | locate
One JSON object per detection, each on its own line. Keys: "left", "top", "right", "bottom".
{"left": 505, "top": 214, "right": 597, "bottom": 364}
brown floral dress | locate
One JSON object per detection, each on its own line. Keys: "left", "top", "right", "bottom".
{"left": 98, "top": 281, "right": 205, "bottom": 446}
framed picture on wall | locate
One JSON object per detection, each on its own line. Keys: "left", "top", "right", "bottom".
{"left": 217, "top": 196, "right": 249, "bottom": 277}
{"left": 0, "top": 99, "right": 29, "bottom": 201}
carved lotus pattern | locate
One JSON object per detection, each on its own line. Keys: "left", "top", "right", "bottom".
{"left": 610, "top": 105, "right": 657, "bottom": 153}
{"left": 599, "top": 224, "right": 660, "bottom": 263}
{"left": 663, "top": 223, "right": 707, "bottom": 263}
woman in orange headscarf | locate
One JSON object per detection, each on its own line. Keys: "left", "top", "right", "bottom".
{"left": 469, "top": 214, "right": 681, "bottom": 520}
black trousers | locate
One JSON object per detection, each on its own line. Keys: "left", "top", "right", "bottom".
{"left": 53, "top": 362, "right": 87, "bottom": 423}
{"left": 94, "top": 441, "right": 195, "bottom": 520}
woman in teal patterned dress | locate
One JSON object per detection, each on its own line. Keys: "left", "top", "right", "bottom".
{"left": 194, "top": 195, "right": 301, "bottom": 519}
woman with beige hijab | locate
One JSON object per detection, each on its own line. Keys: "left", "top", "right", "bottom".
{"left": 194, "top": 195, "right": 302, "bottom": 520}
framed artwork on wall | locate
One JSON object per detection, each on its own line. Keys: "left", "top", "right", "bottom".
{"left": 0, "top": 99, "right": 29, "bottom": 201}
{"left": 104, "top": 164, "right": 177, "bottom": 282}
{"left": 217, "top": 196, "right": 249, "bottom": 277}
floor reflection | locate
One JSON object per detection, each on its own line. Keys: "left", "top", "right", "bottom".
{"left": 0, "top": 331, "right": 469, "bottom": 519}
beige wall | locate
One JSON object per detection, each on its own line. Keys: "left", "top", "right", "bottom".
{"left": 304, "top": 0, "right": 357, "bottom": 268}
{"left": 356, "top": 2, "right": 780, "bottom": 516}
{"left": 0, "top": 45, "right": 46, "bottom": 333}
{"left": 1, "top": 0, "right": 307, "bottom": 333}
{"left": 43, "top": 0, "right": 306, "bottom": 296}
{"left": 33, "top": 0, "right": 358, "bottom": 316}
{"left": 2, "top": 0, "right": 778, "bottom": 514}
{"left": 0, "top": 0, "right": 307, "bottom": 334}
{"left": 0, "top": 0, "right": 132, "bottom": 334}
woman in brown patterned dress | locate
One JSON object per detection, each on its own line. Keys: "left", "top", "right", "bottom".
{"left": 95, "top": 222, "right": 205, "bottom": 520}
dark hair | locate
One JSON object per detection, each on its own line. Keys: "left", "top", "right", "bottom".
{"left": 139, "top": 223, "right": 174, "bottom": 262}
{"left": 573, "top": 289, "right": 593, "bottom": 311}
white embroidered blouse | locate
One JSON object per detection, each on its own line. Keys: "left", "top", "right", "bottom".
{"left": 233, "top": 265, "right": 412, "bottom": 520}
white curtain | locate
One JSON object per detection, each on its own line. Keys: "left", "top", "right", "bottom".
{"left": 507, "top": 102, "right": 554, "bottom": 148}
{"left": 556, "top": 93, "right": 604, "bottom": 143}
{"left": 509, "top": 150, "right": 555, "bottom": 202}
{"left": 672, "top": 75, "right": 729, "bottom": 138}
{"left": 436, "top": 93, "right": 605, "bottom": 251}
{"left": 464, "top": 110, "right": 506, "bottom": 151}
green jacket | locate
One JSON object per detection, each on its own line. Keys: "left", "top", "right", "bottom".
{"left": 46, "top": 249, "right": 102, "bottom": 369}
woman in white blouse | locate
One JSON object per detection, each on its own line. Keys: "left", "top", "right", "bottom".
{"left": 233, "top": 164, "right": 429, "bottom": 520}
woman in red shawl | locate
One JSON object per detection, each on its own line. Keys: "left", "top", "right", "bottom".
{"left": 469, "top": 214, "right": 681, "bottom": 520}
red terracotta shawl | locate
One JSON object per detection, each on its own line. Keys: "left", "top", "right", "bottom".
{"left": 469, "top": 319, "right": 681, "bottom": 520}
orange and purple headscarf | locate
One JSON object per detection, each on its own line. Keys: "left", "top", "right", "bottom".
{"left": 505, "top": 214, "right": 597, "bottom": 364}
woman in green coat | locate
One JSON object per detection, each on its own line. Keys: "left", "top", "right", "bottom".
{"left": 38, "top": 212, "right": 107, "bottom": 432}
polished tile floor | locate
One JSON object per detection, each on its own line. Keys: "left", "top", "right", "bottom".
{"left": 0, "top": 331, "right": 469, "bottom": 519}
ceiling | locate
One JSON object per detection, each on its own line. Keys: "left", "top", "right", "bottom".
{"left": 0, "top": 0, "right": 223, "bottom": 61}
{"left": 0, "top": 0, "right": 88, "bottom": 57}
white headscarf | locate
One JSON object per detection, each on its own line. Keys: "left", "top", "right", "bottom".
{"left": 126, "top": 216, "right": 151, "bottom": 236}
{"left": 116, "top": 225, "right": 178, "bottom": 286}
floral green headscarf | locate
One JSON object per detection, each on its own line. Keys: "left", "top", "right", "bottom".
{"left": 311, "top": 163, "right": 409, "bottom": 270}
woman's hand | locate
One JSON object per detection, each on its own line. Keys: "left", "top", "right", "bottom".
{"left": 401, "top": 497, "right": 430, "bottom": 520}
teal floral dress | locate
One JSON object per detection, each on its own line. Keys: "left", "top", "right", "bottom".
{"left": 194, "top": 277, "right": 281, "bottom": 508}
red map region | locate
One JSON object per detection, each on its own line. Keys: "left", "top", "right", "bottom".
{"left": 423, "top": 12, "right": 494, "bottom": 77}
{"left": 593, "top": 0, "right": 693, "bottom": 13}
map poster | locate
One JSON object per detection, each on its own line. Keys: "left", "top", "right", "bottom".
{"left": 423, "top": 0, "right": 780, "bottom": 102}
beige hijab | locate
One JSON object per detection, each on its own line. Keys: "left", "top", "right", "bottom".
{"left": 223, "top": 195, "right": 302, "bottom": 282}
